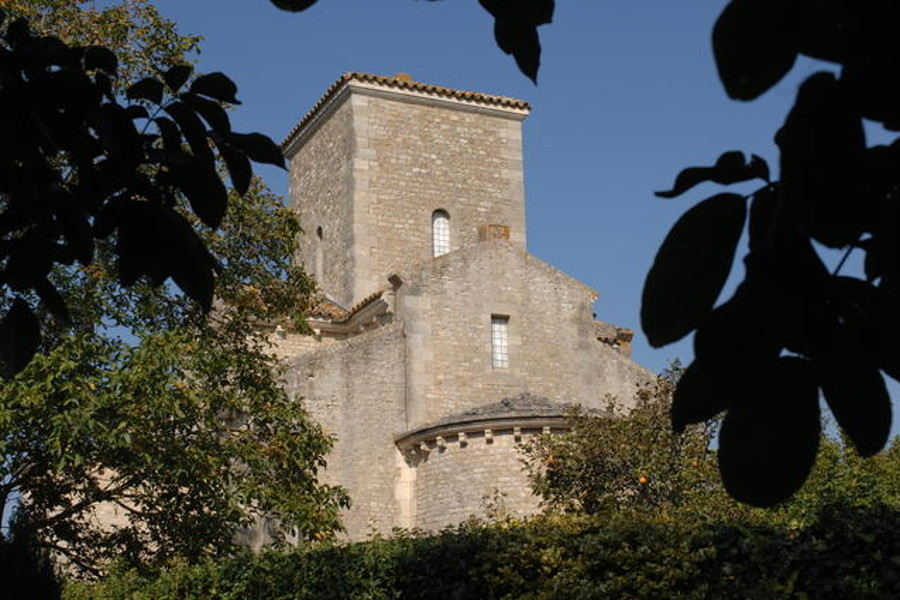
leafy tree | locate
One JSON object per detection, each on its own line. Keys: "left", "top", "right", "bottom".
{"left": 1, "top": 1, "right": 349, "bottom": 576}
{"left": 2, "top": 0, "right": 202, "bottom": 88}
{"left": 522, "top": 364, "right": 900, "bottom": 527}
{"left": 520, "top": 365, "right": 731, "bottom": 517}
{"left": 0, "top": 3, "right": 285, "bottom": 374}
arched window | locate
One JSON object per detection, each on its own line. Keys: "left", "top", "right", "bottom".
{"left": 491, "top": 315, "right": 509, "bottom": 369}
{"left": 432, "top": 210, "right": 450, "bottom": 257}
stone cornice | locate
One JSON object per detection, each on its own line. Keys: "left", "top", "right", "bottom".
{"left": 395, "top": 413, "right": 569, "bottom": 451}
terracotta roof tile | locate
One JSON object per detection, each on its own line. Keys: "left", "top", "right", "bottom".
{"left": 282, "top": 72, "right": 530, "bottom": 150}
{"left": 345, "top": 290, "right": 384, "bottom": 318}
{"left": 309, "top": 297, "right": 348, "bottom": 321}
{"left": 309, "top": 290, "right": 385, "bottom": 323}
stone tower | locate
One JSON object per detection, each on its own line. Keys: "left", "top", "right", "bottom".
{"left": 275, "top": 74, "right": 651, "bottom": 538}
{"left": 284, "top": 72, "right": 528, "bottom": 309}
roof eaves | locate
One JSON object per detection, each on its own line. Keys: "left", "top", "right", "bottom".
{"left": 281, "top": 72, "right": 531, "bottom": 153}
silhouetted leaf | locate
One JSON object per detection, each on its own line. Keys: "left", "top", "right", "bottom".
{"left": 672, "top": 360, "right": 727, "bottom": 432}
{"left": 182, "top": 93, "right": 231, "bottom": 135}
{"left": 656, "top": 151, "right": 770, "bottom": 198}
{"left": 126, "top": 77, "right": 164, "bottom": 104}
{"left": 168, "top": 225, "right": 216, "bottom": 313}
{"left": 163, "top": 100, "right": 213, "bottom": 163}
{"left": 0, "top": 299, "right": 41, "bottom": 378}
{"left": 795, "top": 0, "right": 850, "bottom": 63}
{"left": 33, "top": 278, "right": 69, "bottom": 322}
{"left": 211, "top": 132, "right": 251, "bottom": 196}
{"left": 113, "top": 200, "right": 155, "bottom": 286}
{"left": 747, "top": 185, "right": 780, "bottom": 255}
{"left": 55, "top": 200, "right": 94, "bottom": 265}
{"left": 694, "top": 282, "right": 783, "bottom": 395}
{"left": 713, "top": 0, "right": 799, "bottom": 100}
{"left": 777, "top": 72, "right": 867, "bottom": 248}
{"left": 189, "top": 72, "right": 240, "bottom": 104}
{"left": 171, "top": 161, "right": 228, "bottom": 229}
{"left": 478, "top": 0, "right": 554, "bottom": 83}
{"left": 841, "top": 3, "right": 900, "bottom": 128}
{"left": 817, "top": 322, "right": 892, "bottom": 457}
{"left": 89, "top": 104, "right": 142, "bottom": 167}
{"left": 642, "top": 193, "right": 746, "bottom": 347}
{"left": 163, "top": 64, "right": 192, "bottom": 94}
{"left": 226, "top": 132, "right": 284, "bottom": 168}
{"left": 124, "top": 104, "right": 149, "bottom": 120}
{"left": 270, "top": 0, "right": 317, "bottom": 11}
{"left": 83, "top": 45, "right": 117, "bottom": 74}
{"left": 719, "top": 357, "right": 820, "bottom": 507}
{"left": 153, "top": 116, "right": 181, "bottom": 152}
{"left": 873, "top": 278, "right": 900, "bottom": 381}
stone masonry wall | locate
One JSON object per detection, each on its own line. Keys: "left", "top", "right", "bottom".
{"left": 397, "top": 240, "right": 653, "bottom": 428}
{"left": 410, "top": 430, "right": 541, "bottom": 531}
{"left": 290, "top": 98, "right": 356, "bottom": 308}
{"left": 281, "top": 322, "right": 407, "bottom": 539}
{"left": 349, "top": 92, "right": 526, "bottom": 302}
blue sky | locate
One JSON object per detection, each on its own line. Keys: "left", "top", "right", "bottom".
{"left": 149, "top": 1, "right": 897, "bottom": 431}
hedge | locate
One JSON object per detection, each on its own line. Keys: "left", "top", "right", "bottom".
{"left": 64, "top": 505, "right": 900, "bottom": 600}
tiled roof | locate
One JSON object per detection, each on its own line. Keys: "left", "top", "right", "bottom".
{"left": 309, "top": 297, "right": 349, "bottom": 321}
{"left": 346, "top": 289, "right": 385, "bottom": 318}
{"left": 282, "top": 72, "right": 531, "bottom": 149}
{"left": 309, "top": 290, "right": 385, "bottom": 323}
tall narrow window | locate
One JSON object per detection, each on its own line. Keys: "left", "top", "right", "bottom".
{"left": 432, "top": 210, "right": 450, "bottom": 257}
{"left": 491, "top": 315, "right": 509, "bottom": 369}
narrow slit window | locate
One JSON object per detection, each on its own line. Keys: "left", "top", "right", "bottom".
{"left": 432, "top": 210, "right": 450, "bottom": 257}
{"left": 491, "top": 315, "right": 509, "bottom": 369}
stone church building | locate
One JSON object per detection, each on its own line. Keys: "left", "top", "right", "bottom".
{"left": 272, "top": 73, "right": 651, "bottom": 539}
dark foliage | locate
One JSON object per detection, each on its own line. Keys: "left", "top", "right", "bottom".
{"left": 0, "top": 513, "right": 62, "bottom": 600}
{"left": 66, "top": 505, "right": 900, "bottom": 600}
{"left": 642, "top": 2, "right": 900, "bottom": 506}
{"left": 269, "top": 0, "right": 555, "bottom": 84}
{"left": 0, "top": 12, "right": 285, "bottom": 377}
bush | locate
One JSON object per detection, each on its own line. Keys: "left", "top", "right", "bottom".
{"left": 65, "top": 505, "right": 900, "bottom": 600}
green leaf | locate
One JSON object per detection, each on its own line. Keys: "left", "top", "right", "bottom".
{"left": 163, "top": 64, "right": 193, "bottom": 94}
{"left": 126, "top": 77, "right": 164, "bottom": 104}
{"left": 642, "top": 193, "right": 746, "bottom": 347}
{"left": 225, "top": 132, "right": 285, "bottom": 169}
{"left": 713, "top": 0, "right": 799, "bottom": 100}
{"left": 655, "top": 151, "right": 769, "bottom": 199}
{"left": 0, "top": 299, "right": 41, "bottom": 378}
{"left": 189, "top": 72, "right": 240, "bottom": 105}
{"left": 719, "top": 357, "right": 820, "bottom": 507}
